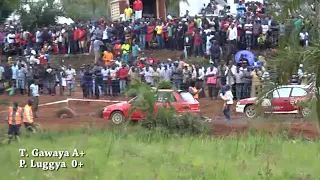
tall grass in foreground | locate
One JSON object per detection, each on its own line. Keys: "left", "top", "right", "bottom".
{"left": 0, "top": 126, "right": 320, "bottom": 180}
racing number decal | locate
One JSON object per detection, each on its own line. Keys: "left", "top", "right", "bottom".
{"left": 262, "top": 99, "right": 271, "bottom": 107}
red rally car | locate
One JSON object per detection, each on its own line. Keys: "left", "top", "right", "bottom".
{"left": 103, "top": 89, "right": 200, "bottom": 124}
{"left": 236, "top": 85, "right": 313, "bottom": 118}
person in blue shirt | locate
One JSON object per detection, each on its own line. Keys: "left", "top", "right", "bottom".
{"left": 237, "top": 0, "right": 245, "bottom": 17}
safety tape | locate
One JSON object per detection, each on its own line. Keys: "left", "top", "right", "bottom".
{"left": 0, "top": 98, "right": 126, "bottom": 114}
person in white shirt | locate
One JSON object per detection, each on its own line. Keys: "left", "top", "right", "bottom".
{"left": 101, "top": 65, "right": 110, "bottom": 96}
{"left": 102, "top": 26, "right": 109, "bottom": 44}
{"left": 220, "top": 85, "right": 234, "bottom": 121}
{"left": 140, "top": 65, "right": 154, "bottom": 85}
{"left": 227, "top": 24, "right": 237, "bottom": 46}
{"left": 65, "top": 65, "right": 76, "bottom": 96}
{"left": 6, "top": 31, "right": 16, "bottom": 44}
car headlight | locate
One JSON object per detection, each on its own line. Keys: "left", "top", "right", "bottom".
{"left": 103, "top": 107, "right": 108, "bottom": 112}
{"left": 236, "top": 101, "right": 241, "bottom": 105}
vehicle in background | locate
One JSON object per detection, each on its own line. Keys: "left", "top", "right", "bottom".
{"left": 103, "top": 89, "right": 200, "bottom": 124}
{"left": 236, "top": 85, "right": 313, "bottom": 118}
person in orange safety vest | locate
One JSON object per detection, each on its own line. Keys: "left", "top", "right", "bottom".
{"left": 23, "top": 100, "right": 36, "bottom": 133}
{"left": 7, "top": 102, "right": 23, "bottom": 143}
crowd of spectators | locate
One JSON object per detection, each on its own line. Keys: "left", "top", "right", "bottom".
{"left": 0, "top": 0, "right": 311, "bottom": 100}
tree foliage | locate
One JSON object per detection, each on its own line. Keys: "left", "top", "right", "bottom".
{"left": 17, "top": 0, "right": 64, "bottom": 30}
{"left": 0, "top": 0, "right": 19, "bottom": 23}
{"left": 166, "top": 0, "right": 188, "bottom": 16}
{"left": 270, "top": 0, "right": 320, "bottom": 124}
{"left": 61, "top": 0, "right": 108, "bottom": 22}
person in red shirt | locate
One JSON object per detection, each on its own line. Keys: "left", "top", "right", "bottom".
{"left": 133, "top": 0, "right": 143, "bottom": 20}
{"left": 193, "top": 31, "right": 202, "bottom": 57}
{"left": 186, "top": 20, "right": 195, "bottom": 35}
{"left": 118, "top": 64, "right": 129, "bottom": 93}
{"left": 78, "top": 26, "right": 87, "bottom": 54}
{"left": 148, "top": 54, "right": 157, "bottom": 65}
{"left": 73, "top": 27, "right": 80, "bottom": 53}
{"left": 221, "top": 18, "right": 230, "bottom": 45}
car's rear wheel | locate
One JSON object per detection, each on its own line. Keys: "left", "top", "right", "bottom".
{"left": 110, "top": 111, "right": 125, "bottom": 124}
{"left": 244, "top": 105, "right": 256, "bottom": 118}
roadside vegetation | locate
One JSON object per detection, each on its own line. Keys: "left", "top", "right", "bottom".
{"left": 0, "top": 126, "right": 319, "bottom": 179}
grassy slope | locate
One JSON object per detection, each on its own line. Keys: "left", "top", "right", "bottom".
{"left": 0, "top": 127, "right": 320, "bottom": 180}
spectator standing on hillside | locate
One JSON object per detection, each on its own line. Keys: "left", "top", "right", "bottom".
{"left": 234, "top": 66, "right": 243, "bottom": 100}
{"left": 118, "top": 64, "right": 129, "bottom": 94}
{"left": 65, "top": 65, "right": 76, "bottom": 96}
{"left": 16, "top": 65, "right": 27, "bottom": 95}
{"left": 93, "top": 38, "right": 104, "bottom": 63}
{"left": 133, "top": 0, "right": 143, "bottom": 20}
{"left": 124, "top": 4, "right": 133, "bottom": 22}
{"left": 245, "top": 21, "right": 253, "bottom": 50}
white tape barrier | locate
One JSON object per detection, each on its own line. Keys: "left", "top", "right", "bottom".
{"left": 0, "top": 98, "right": 126, "bottom": 113}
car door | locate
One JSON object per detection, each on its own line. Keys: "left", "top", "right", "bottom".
{"left": 290, "top": 87, "right": 308, "bottom": 112}
{"left": 129, "top": 96, "right": 144, "bottom": 120}
{"left": 272, "top": 87, "right": 292, "bottom": 112}
{"left": 262, "top": 90, "right": 275, "bottom": 113}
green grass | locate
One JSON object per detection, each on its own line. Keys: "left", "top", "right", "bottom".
{"left": 0, "top": 126, "right": 320, "bottom": 180}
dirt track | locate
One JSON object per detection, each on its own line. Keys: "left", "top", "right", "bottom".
{"left": 0, "top": 90, "right": 319, "bottom": 139}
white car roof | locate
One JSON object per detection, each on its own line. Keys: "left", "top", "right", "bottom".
{"left": 278, "top": 84, "right": 310, "bottom": 89}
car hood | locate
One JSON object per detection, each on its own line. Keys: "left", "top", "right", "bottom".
{"left": 106, "top": 101, "right": 129, "bottom": 108}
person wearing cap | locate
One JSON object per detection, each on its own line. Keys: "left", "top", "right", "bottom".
{"left": 7, "top": 102, "right": 23, "bottom": 143}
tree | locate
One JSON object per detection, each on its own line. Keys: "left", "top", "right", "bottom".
{"left": 166, "top": 0, "right": 189, "bottom": 16}
{"left": 17, "top": 0, "right": 64, "bottom": 30}
{"left": 271, "top": 0, "right": 320, "bottom": 124}
{"left": 61, "top": 0, "right": 108, "bottom": 22}
{"left": 0, "top": 0, "right": 19, "bottom": 23}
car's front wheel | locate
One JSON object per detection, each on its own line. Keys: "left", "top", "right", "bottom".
{"left": 244, "top": 105, "right": 256, "bottom": 118}
{"left": 110, "top": 111, "right": 125, "bottom": 124}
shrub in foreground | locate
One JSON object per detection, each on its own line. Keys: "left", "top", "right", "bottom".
{"left": 140, "top": 107, "right": 209, "bottom": 135}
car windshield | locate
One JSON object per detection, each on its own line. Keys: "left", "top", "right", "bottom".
{"left": 179, "top": 92, "right": 196, "bottom": 102}
{"left": 128, "top": 96, "right": 142, "bottom": 104}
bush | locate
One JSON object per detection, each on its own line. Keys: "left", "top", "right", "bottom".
{"left": 157, "top": 80, "right": 173, "bottom": 89}
{"left": 140, "top": 106, "right": 209, "bottom": 135}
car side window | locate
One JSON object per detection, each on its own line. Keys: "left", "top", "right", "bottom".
{"left": 277, "top": 88, "right": 292, "bottom": 98}
{"left": 156, "top": 92, "right": 177, "bottom": 102}
{"left": 291, "top": 88, "right": 307, "bottom": 97}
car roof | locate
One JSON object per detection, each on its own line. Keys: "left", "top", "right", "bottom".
{"left": 278, "top": 85, "right": 310, "bottom": 89}
{"left": 157, "top": 89, "right": 175, "bottom": 92}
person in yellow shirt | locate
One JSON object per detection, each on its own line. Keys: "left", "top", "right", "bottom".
{"left": 103, "top": 49, "right": 114, "bottom": 66}
{"left": 121, "top": 40, "right": 130, "bottom": 64}
{"left": 155, "top": 22, "right": 164, "bottom": 49}
{"left": 124, "top": 5, "right": 133, "bottom": 22}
